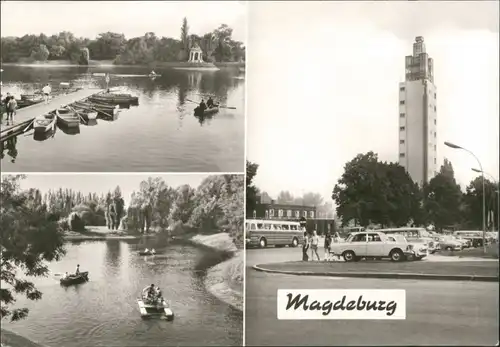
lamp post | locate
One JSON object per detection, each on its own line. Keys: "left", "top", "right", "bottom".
{"left": 444, "top": 141, "right": 486, "bottom": 253}
{"left": 472, "top": 168, "right": 499, "bottom": 233}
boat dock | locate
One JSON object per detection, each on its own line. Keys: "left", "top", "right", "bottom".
{"left": 0, "top": 88, "right": 102, "bottom": 142}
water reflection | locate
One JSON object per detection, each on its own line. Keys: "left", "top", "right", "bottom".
{"left": 1, "top": 66, "right": 244, "bottom": 172}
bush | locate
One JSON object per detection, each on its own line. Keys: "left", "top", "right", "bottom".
{"left": 69, "top": 212, "right": 85, "bottom": 232}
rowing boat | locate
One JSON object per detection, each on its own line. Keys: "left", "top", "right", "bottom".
{"left": 60, "top": 271, "right": 89, "bottom": 286}
{"left": 194, "top": 105, "right": 220, "bottom": 116}
{"left": 56, "top": 108, "right": 80, "bottom": 128}
{"left": 33, "top": 113, "right": 56, "bottom": 133}
{"left": 88, "top": 93, "right": 139, "bottom": 104}
{"left": 72, "top": 107, "right": 98, "bottom": 121}
{"left": 72, "top": 101, "right": 119, "bottom": 116}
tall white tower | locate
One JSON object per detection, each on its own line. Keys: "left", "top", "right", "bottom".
{"left": 398, "top": 36, "right": 437, "bottom": 186}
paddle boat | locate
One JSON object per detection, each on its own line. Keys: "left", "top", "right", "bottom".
{"left": 33, "top": 113, "right": 56, "bottom": 133}
{"left": 55, "top": 108, "right": 80, "bottom": 128}
{"left": 60, "top": 271, "right": 89, "bottom": 286}
{"left": 137, "top": 286, "right": 174, "bottom": 320}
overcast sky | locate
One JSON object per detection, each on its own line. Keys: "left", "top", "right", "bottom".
{"left": 247, "top": 1, "right": 499, "bottom": 201}
{"left": 1, "top": 1, "right": 246, "bottom": 43}
{"left": 11, "top": 174, "right": 211, "bottom": 206}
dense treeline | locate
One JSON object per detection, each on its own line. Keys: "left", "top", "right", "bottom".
{"left": 125, "top": 175, "right": 244, "bottom": 247}
{"left": 1, "top": 18, "right": 245, "bottom": 65}
{"left": 246, "top": 156, "right": 498, "bottom": 232}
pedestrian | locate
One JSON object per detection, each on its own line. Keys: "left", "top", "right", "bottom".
{"left": 302, "top": 230, "right": 310, "bottom": 261}
{"left": 310, "top": 230, "right": 321, "bottom": 261}
{"left": 6, "top": 97, "right": 17, "bottom": 124}
{"left": 324, "top": 232, "right": 332, "bottom": 261}
{"left": 42, "top": 83, "right": 52, "bottom": 104}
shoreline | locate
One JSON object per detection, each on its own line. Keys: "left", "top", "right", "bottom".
{"left": 0, "top": 328, "right": 47, "bottom": 347}
{"left": 188, "top": 233, "right": 243, "bottom": 312}
{"left": 1, "top": 61, "right": 245, "bottom": 69}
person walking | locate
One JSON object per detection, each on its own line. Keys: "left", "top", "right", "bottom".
{"left": 324, "top": 232, "right": 332, "bottom": 261}
{"left": 310, "top": 230, "right": 321, "bottom": 261}
{"left": 42, "top": 83, "right": 52, "bottom": 104}
{"left": 302, "top": 230, "right": 310, "bottom": 261}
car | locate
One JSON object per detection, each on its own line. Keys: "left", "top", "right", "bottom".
{"left": 437, "top": 236, "right": 463, "bottom": 251}
{"left": 329, "top": 231, "right": 427, "bottom": 262}
{"left": 386, "top": 234, "right": 428, "bottom": 260}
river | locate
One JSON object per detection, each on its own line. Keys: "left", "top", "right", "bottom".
{"left": 2, "top": 240, "right": 242, "bottom": 347}
{"left": 0, "top": 66, "right": 244, "bottom": 172}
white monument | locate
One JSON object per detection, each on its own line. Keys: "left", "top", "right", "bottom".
{"left": 188, "top": 44, "right": 204, "bottom": 63}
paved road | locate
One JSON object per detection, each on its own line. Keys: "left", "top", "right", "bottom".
{"left": 246, "top": 248, "right": 499, "bottom": 346}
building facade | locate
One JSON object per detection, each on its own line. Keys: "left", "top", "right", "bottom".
{"left": 398, "top": 36, "right": 437, "bottom": 186}
{"left": 251, "top": 200, "right": 317, "bottom": 220}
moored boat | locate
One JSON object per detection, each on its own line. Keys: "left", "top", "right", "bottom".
{"left": 71, "top": 107, "right": 98, "bottom": 121}
{"left": 60, "top": 271, "right": 89, "bottom": 286}
{"left": 194, "top": 105, "right": 220, "bottom": 116}
{"left": 88, "top": 93, "right": 139, "bottom": 105}
{"left": 72, "top": 101, "right": 120, "bottom": 117}
{"left": 137, "top": 290, "right": 174, "bottom": 320}
{"left": 56, "top": 108, "right": 80, "bottom": 128}
{"left": 138, "top": 249, "right": 156, "bottom": 256}
{"left": 33, "top": 113, "right": 56, "bottom": 133}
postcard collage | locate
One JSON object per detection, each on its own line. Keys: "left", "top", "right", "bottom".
{"left": 0, "top": 1, "right": 498, "bottom": 347}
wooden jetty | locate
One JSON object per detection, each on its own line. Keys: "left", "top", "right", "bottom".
{"left": 0, "top": 88, "right": 102, "bottom": 142}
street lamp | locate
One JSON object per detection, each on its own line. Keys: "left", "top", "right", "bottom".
{"left": 472, "top": 168, "right": 499, "bottom": 233}
{"left": 444, "top": 141, "right": 486, "bottom": 252}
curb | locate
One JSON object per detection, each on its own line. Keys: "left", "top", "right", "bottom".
{"left": 252, "top": 265, "right": 499, "bottom": 282}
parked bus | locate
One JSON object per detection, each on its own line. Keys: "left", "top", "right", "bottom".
{"left": 245, "top": 219, "right": 304, "bottom": 248}
{"left": 377, "top": 227, "right": 439, "bottom": 253}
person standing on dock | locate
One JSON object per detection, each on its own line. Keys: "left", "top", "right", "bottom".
{"left": 6, "top": 97, "right": 17, "bottom": 125}
{"left": 42, "top": 83, "right": 52, "bottom": 104}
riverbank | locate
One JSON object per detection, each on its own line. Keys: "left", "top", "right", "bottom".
{"left": 190, "top": 233, "right": 243, "bottom": 311}
{"left": 1, "top": 60, "right": 244, "bottom": 69}
{"left": 1, "top": 329, "right": 46, "bottom": 347}
{"left": 62, "top": 226, "right": 146, "bottom": 241}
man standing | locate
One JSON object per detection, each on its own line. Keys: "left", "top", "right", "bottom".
{"left": 42, "top": 83, "right": 52, "bottom": 104}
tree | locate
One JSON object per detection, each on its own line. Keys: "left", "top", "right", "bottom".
{"left": 1, "top": 175, "right": 66, "bottom": 322}
{"left": 246, "top": 161, "right": 260, "bottom": 214}
{"left": 424, "top": 160, "right": 463, "bottom": 231}
{"left": 463, "top": 176, "right": 497, "bottom": 230}
{"left": 277, "top": 191, "right": 295, "bottom": 204}
{"left": 113, "top": 186, "right": 125, "bottom": 227}
{"left": 332, "top": 152, "right": 421, "bottom": 227}
{"left": 49, "top": 45, "right": 65, "bottom": 59}
{"left": 180, "top": 17, "right": 189, "bottom": 59}
{"left": 30, "top": 44, "right": 49, "bottom": 61}
{"left": 168, "top": 184, "right": 196, "bottom": 224}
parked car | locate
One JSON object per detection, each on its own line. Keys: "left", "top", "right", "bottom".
{"left": 329, "top": 231, "right": 427, "bottom": 262}
{"left": 454, "top": 236, "right": 472, "bottom": 248}
{"left": 386, "top": 234, "right": 428, "bottom": 260}
{"left": 437, "top": 236, "right": 463, "bottom": 251}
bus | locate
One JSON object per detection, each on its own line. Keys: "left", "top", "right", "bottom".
{"left": 377, "top": 227, "right": 439, "bottom": 253}
{"left": 245, "top": 219, "right": 304, "bottom": 248}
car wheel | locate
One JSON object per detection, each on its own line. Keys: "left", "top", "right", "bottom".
{"left": 390, "top": 249, "right": 405, "bottom": 262}
{"left": 343, "top": 250, "right": 356, "bottom": 262}
{"left": 259, "top": 238, "right": 267, "bottom": 248}
{"left": 291, "top": 238, "right": 299, "bottom": 247}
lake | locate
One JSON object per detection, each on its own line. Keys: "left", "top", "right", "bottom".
{"left": 0, "top": 66, "right": 245, "bottom": 172}
{"left": 2, "top": 240, "right": 243, "bottom": 347}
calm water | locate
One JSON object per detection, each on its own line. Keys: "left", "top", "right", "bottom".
{"left": 0, "top": 66, "right": 245, "bottom": 172}
{"left": 3, "top": 240, "right": 242, "bottom": 347}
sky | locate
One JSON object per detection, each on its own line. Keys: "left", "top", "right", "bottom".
{"left": 247, "top": 1, "right": 499, "bottom": 201}
{"left": 0, "top": 1, "right": 246, "bottom": 43}
{"left": 11, "top": 174, "right": 211, "bottom": 206}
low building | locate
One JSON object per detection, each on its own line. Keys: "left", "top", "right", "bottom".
{"left": 250, "top": 200, "right": 316, "bottom": 220}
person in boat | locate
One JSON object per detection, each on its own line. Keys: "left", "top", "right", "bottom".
{"left": 62, "top": 272, "right": 69, "bottom": 279}
{"left": 151, "top": 248, "right": 156, "bottom": 254}
{"left": 199, "top": 99, "right": 207, "bottom": 112}
{"left": 150, "top": 70, "right": 157, "bottom": 76}
{"left": 144, "top": 248, "right": 149, "bottom": 253}
{"left": 146, "top": 284, "right": 156, "bottom": 299}
{"left": 42, "top": 83, "right": 51, "bottom": 104}
{"left": 75, "top": 264, "right": 80, "bottom": 275}
{"left": 206, "top": 97, "right": 215, "bottom": 108}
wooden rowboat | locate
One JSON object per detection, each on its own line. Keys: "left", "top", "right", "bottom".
{"left": 60, "top": 271, "right": 89, "bottom": 286}
{"left": 88, "top": 94, "right": 139, "bottom": 104}
{"left": 56, "top": 108, "right": 80, "bottom": 128}
{"left": 194, "top": 105, "right": 220, "bottom": 116}
{"left": 72, "top": 101, "right": 119, "bottom": 116}
{"left": 72, "top": 107, "right": 98, "bottom": 121}
{"left": 33, "top": 113, "right": 56, "bottom": 133}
